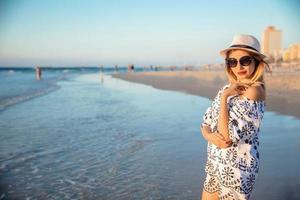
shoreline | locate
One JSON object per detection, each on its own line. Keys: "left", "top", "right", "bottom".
{"left": 112, "top": 70, "right": 300, "bottom": 119}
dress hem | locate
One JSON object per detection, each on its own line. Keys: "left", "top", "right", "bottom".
{"left": 204, "top": 171, "right": 254, "bottom": 195}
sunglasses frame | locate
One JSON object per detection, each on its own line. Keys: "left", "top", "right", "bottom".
{"left": 225, "top": 56, "right": 255, "bottom": 68}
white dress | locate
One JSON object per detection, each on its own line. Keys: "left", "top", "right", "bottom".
{"left": 201, "top": 83, "right": 266, "bottom": 200}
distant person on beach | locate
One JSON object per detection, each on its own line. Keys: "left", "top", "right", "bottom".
{"left": 35, "top": 66, "right": 42, "bottom": 80}
{"left": 128, "top": 64, "right": 134, "bottom": 72}
{"left": 200, "top": 35, "right": 271, "bottom": 200}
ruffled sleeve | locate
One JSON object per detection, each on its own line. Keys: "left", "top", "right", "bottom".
{"left": 201, "top": 84, "right": 230, "bottom": 129}
{"left": 202, "top": 106, "right": 213, "bottom": 128}
{"left": 227, "top": 95, "right": 265, "bottom": 141}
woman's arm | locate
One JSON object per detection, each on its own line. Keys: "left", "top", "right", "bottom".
{"left": 217, "top": 82, "right": 263, "bottom": 142}
{"left": 217, "top": 82, "right": 250, "bottom": 142}
{"left": 200, "top": 125, "right": 231, "bottom": 148}
{"left": 217, "top": 93, "right": 231, "bottom": 141}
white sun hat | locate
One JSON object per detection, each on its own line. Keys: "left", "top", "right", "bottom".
{"left": 220, "top": 34, "right": 267, "bottom": 60}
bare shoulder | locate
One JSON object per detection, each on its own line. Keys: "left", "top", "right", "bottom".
{"left": 243, "top": 83, "right": 265, "bottom": 101}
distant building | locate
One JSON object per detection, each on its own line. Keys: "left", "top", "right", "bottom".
{"left": 262, "top": 26, "right": 282, "bottom": 60}
{"left": 282, "top": 44, "right": 300, "bottom": 62}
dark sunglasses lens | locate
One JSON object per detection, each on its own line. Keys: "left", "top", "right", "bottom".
{"left": 226, "top": 58, "right": 237, "bottom": 68}
{"left": 240, "top": 56, "right": 252, "bottom": 66}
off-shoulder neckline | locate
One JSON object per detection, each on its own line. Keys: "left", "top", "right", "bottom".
{"left": 240, "top": 95, "right": 265, "bottom": 104}
{"left": 223, "top": 84, "right": 265, "bottom": 104}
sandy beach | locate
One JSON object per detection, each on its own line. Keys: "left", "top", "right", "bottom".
{"left": 112, "top": 69, "right": 300, "bottom": 119}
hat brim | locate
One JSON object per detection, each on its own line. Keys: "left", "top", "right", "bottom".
{"left": 220, "top": 47, "right": 267, "bottom": 61}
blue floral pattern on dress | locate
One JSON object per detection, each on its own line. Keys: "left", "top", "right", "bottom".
{"left": 202, "top": 83, "right": 265, "bottom": 200}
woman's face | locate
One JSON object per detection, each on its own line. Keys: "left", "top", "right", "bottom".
{"left": 227, "top": 50, "right": 256, "bottom": 81}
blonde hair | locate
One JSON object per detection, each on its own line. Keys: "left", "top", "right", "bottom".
{"left": 225, "top": 50, "right": 272, "bottom": 86}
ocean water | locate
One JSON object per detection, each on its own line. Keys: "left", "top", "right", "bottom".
{"left": 0, "top": 70, "right": 299, "bottom": 200}
{"left": 0, "top": 69, "right": 76, "bottom": 111}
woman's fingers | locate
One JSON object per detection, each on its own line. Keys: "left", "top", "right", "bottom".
{"left": 237, "top": 86, "right": 247, "bottom": 91}
{"left": 211, "top": 132, "right": 232, "bottom": 148}
{"left": 225, "top": 139, "right": 233, "bottom": 145}
{"left": 232, "top": 83, "right": 249, "bottom": 95}
{"left": 214, "top": 135, "right": 232, "bottom": 148}
{"left": 215, "top": 133, "right": 225, "bottom": 139}
{"left": 225, "top": 83, "right": 249, "bottom": 97}
{"left": 234, "top": 82, "right": 250, "bottom": 87}
{"left": 217, "top": 140, "right": 231, "bottom": 148}
{"left": 236, "top": 84, "right": 250, "bottom": 91}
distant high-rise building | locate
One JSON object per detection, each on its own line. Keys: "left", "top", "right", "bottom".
{"left": 282, "top": 44, "right": 300, "bottom": 62}
{"left": 261, "top": 26, "right": 282, "bottom": 60}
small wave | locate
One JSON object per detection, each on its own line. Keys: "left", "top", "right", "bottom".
{"left": 7, "top": 70, "right": 15, "bottom": 75}
{"left": 0, "top": 147, "right": 65, "bottom": 170}
{"left": 0, "top": 84, "right": 60, "bottom": 112}
{"left": 31, "top": 166, "right": 39, "bottom": 174}
{"left": 64, "top": 178, "right": 97, "bottom": 189}
{"left": 117, "top": 138, "right": 156, "bottom": 157}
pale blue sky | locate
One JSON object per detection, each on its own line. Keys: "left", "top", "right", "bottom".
{"left": 0, "top": 0, "right": 299, "bottom": 67}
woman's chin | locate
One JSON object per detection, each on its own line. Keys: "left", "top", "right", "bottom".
{"left": 237, "top": 76, "right": 252, "bottom": 84}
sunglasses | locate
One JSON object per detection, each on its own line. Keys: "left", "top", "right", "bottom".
{"left": 225, "top": 56, "right": 255, "bottom": 68}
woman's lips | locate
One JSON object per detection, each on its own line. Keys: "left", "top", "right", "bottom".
{"left": 237, "top": 71, "right": 247, "bottom": 75}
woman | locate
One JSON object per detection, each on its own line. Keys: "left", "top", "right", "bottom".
{"left": 200, "top": 34, "right": 271, "bottom": 200}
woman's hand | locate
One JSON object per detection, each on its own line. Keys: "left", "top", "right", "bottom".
{"left": 201, "top": 125, "right": 232, "bottom": 148}
{"left": 223, "top": 82, "right": 250, "bottom": 97}
{"left": 209, "top": 132, "right": 232, "bottom": 148}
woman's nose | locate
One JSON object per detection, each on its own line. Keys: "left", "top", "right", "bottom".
{"left": 237, "top": 62, "right": 244, "bottom": 70}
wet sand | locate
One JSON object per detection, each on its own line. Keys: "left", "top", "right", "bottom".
{"left": 112, "top": 70, "right": 300, "bottom": 119}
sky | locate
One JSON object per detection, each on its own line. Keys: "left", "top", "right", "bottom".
{"left": 0, "top": 0, "right": 299, "bottom": 67}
